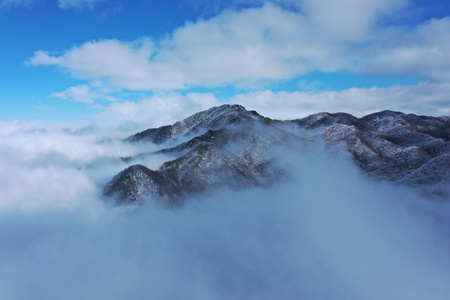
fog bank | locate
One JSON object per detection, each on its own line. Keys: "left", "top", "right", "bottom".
{"left": 0, "top": 122, "right": 449, "bottom": 299}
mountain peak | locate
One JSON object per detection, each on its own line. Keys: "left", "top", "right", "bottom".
{"left": 125, "top": 104, "right": 271, "bottom": 144}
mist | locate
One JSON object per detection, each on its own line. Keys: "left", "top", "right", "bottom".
{"left": 1, "top": 120, "right": 450, "bottom": 299}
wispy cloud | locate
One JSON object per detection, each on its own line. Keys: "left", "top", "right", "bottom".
{"left": 57, "top": 0, "right": 104, "bottom": 11}
{"left": 1, "top": 0, "right": 32, "bottom": 8}
{"left": 52, "top": 84, "right": 116, "bottom": 103}
{"left": 1, "top": 0, "right": 104, "bottom": 10}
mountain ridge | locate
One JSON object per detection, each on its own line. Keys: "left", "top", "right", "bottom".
{"left": 103, "top": 104, "right": 450, "bottom": 205}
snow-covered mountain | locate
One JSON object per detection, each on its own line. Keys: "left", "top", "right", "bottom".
{"left": 103, "top": 105, "right": 450, "bottom": 205}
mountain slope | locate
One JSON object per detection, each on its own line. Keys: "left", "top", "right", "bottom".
{"left": 298, "top": 110, "right": 450, "bottom": 182}
{"left": 103, "top": 105, "right": 450, "bottom": 205}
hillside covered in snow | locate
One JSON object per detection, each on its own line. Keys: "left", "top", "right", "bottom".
{"left": 103, "top": 105, "right": 450, "bottom": 205}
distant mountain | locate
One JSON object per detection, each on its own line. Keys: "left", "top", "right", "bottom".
{"left": 103, "top": 105, "right": 450, "bottom": 205}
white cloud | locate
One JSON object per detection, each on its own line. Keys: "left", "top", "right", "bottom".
{"left": 92, "top": 92, "right": 221, "bottom": 133}
{"left": 52, "top": 85, "right": 101, "bottom": 103}
{"left": 57, "top": 0, "right": 103, "bottom": 11}
{"left": 158, "top": 4, "right": 317, "bottom": 85}
{"left": 28, "top": 50, "right": 66, "bottom": 66}
{"left": 25, "top": 1, "right": 450, "bottom": 119}
{"left": 0, "top": 119, "right": 156, "bottom": 211}
{"left": 87, "top": 81, "right": 449, "bottom": 135}
{"left": 300, "top": 0, "right": 407, "bottom": 41}
{"left": 1, "top": 0, "right": 32, "bottom": 8}
{"left": 0, "top": 131, "right": 449, "bottom": 298}
{"left": 28, "top": 2, "right": 450, "bottom": 91}
{"left": 29, "top": 39, "right": 186, "bottom": 90}
{"left": 229, "top": 81, "right": 450, "bottom": 119}
{"left": 24, "top": 4, "right": 357, "bottom": 89}
{"left": 363, "top": 17, "right": 450, "bottom": 80}
{"left": 1, "top": 0, "right": 104, "bottom": 10}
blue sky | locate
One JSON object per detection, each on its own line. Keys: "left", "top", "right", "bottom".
{"left": 1, "top": 0, "right": 450, "bottom": 123}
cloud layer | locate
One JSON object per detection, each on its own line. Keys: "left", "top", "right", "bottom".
{"left": 0, "top": 121, "right": 449, "bottom": 299}
{"left": 229, "top": 81, "right": 450, "bottom": 118}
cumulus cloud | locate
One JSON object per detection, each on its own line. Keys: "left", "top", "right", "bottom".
{"left": 27, "top": 1, "right": 450, "bottom": 93}
{"left": 28, "top": 39, "right": 186, "bottom": 90}
{"left": 363, "top": 17, "right": 450, "bottom": 80}
{"left": 0, "top": 124, "right": 449, "bottom": 298}
{"left": 28, "top": 4, "right": 317, "bottom": 88}
{"left": 24, "top": 1, "right": 450, "bottom": 117}
{"left": 158, "top": 4, "right": 318, "bottom": 85}
{"left": 24, "top": 3, "right": 405, "bottom": 89}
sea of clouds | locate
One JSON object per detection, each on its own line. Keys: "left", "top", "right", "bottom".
{"left": 0, "top": 118, "right": 449, "bottom": 300}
